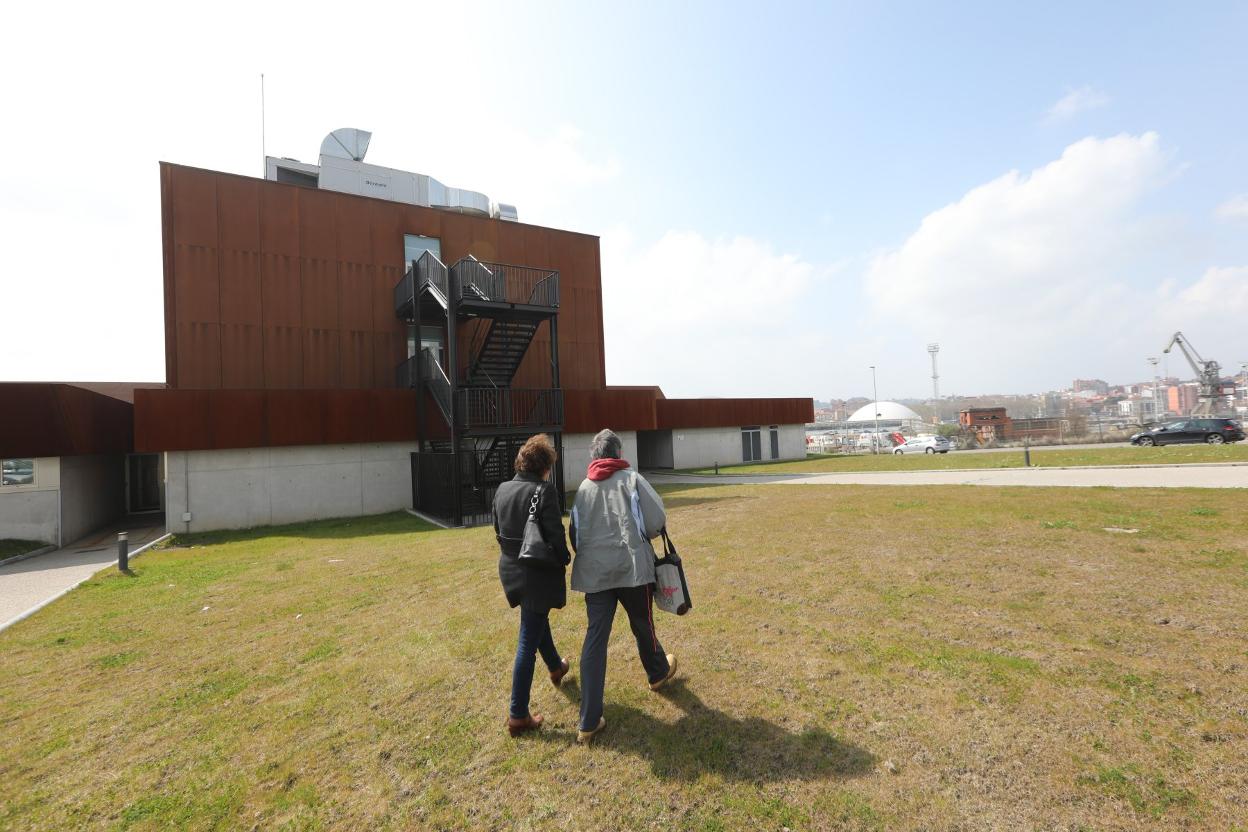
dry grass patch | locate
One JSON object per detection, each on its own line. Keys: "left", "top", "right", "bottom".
{"left": 1, "top": 486, "right": 1246, "bottom": 830}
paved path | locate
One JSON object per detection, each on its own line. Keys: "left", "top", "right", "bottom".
{"left": 0, "top": 523, "right": 165, "bottom": 631}
{"left": 649, "top": 463, "right": 1248, "bottom": 489}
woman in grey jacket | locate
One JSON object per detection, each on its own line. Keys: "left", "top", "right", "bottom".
{"left": 568, "top": 429, "right": 678, "bottom": 744}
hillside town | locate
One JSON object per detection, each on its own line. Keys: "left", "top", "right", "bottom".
{"left": 812, "top": 366, "right": 1248, "bottom": 449}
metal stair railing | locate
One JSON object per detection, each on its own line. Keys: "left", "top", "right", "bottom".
{"left": 421, "top": 348, "right": 454, "bottom": 426}
{"left": 394, "top": 251, "right": 451, "bottom": 318}
{"left": 415, "top": 250, "right": 450, "bottom": 307}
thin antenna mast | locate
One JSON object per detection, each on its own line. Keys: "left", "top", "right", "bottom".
{"left": 260, "top": 73, "right": 266, "bottom": 175}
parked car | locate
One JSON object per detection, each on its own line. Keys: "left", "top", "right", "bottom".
{"left": 893, "top": 435, "right": 951, "bottom": 454}
{"left": 1130, "top": 418, "right": 1244, "bottom": 446}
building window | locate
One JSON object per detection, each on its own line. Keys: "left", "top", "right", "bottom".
{"left": 404, "top": 234, "right": 442, "bottom": 268}
{"left": 741, "top": 427, "right": 762, "bottom": 462}
{"left": 1, "top": 458, "right": 35, "bottom": 486}
{"left": 769, "top": 425, "right": 780, "bottom": 459}
{"left": 407, "top": 325, "right": 446, "bottom": 365}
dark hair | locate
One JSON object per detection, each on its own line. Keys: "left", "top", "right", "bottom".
{"left": 515, "top": 434, "right": 557, "bottom": 475}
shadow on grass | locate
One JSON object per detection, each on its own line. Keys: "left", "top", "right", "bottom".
{"left": 165, "top": 511, "right": 445, "bottom": 548}
{"left": 546, "top": 680, "right": 875, "bottom": 782}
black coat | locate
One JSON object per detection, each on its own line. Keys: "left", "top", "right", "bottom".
{"left": 493, "top": 473, "right": 571, "bottom": 614}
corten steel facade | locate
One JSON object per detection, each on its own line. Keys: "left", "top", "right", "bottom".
{"left": 158, "top": 163, "right": 605, "bottom": 394}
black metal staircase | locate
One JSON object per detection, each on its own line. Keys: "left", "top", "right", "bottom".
{"left": 394, "top": 250, "right": 563, "bottom": 526}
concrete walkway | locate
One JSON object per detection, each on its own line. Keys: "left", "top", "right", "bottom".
{"left": 0, "top": 522, "right": 166, "bottom": 632}
{"left": 649, "top": 462, "right": 1248, "bottom": 489}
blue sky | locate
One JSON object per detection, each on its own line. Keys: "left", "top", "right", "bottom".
{"left": 2, "top": 1, "right": 1246, "bottom": 400}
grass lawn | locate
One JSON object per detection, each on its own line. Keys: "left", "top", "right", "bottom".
{"left": 0, "top": 539, "right": 47, "bottom": 560}
{"left": 1, "top": 484, "right": 1246, "bottom": 830}
{"left": 683, "top": 442, "right": 1248, "bottom": 475}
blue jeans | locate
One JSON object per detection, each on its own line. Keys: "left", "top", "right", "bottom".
{"left": 510, "top": 607, "right": 563, "bottom": 719}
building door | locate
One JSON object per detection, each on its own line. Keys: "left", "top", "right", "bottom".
{"left": 126, "top": 454, "right": 161, "bottom": 514}
{"left": 741, "top": 427, "right": 762, "bottom": 462}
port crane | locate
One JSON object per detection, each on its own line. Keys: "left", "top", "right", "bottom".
{"left": 1162, "top": 331, "right": 1225, "bottom": 416}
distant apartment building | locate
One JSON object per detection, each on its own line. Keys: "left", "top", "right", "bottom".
{"left": 1167, "top": 383, "right": 1201, "bottom": 416}
{"left": 1073, "top": 378, "right": 1109, "bottom": 396}
{"left": 1118, "top": 397, "right": 1158, "bottom": 421}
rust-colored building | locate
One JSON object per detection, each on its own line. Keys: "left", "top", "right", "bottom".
{"left": 3, "top": 132, "right": 812, "bottom": 537}
{"left": 959, "top": 407, "right": 1066, "bottom": 443}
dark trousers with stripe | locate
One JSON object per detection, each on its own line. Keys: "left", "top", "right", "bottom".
{"left": 579, "top": 584, "right": 670, "bottom": 731}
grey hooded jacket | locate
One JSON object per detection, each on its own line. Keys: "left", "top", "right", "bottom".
{"left": 569, "top": 469, "right": 666, "bottom": 594}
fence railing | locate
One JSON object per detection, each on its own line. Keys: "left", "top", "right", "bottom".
{"left": 450, "top": 257, "right": 559, "bottom": 308}
{"left": 457, "top": 388, "right": 563, "bottom": 431}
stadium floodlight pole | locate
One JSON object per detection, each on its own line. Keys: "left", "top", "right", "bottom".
{"left": 870, "top": 365, "right": 880, "bottom": 454}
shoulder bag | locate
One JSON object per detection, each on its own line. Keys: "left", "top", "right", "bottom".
{"left": 517, "top": 486, "right": 562, "bottom": 569}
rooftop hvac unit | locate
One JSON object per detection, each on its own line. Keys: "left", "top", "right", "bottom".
{"left": 266, "top": 128, "right": 518, "bottom": 221}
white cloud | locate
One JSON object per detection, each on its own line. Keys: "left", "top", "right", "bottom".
{"left": 1046, "top": 86, "right": 1110, "bottom": 121}
{"left": 1215, "top": 194, "right": 1248, "bottom": 222}
{"left": 864, "top": 133, "right": 1187, "bottom": 392}
{"left": 601, "top": 229, "right": 828, "bottom": 397}
{"left": 1175, "top": 265, "right": 1248, "bottom": 308}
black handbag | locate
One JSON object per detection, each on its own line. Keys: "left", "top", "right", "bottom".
{"left": 517, "top": 486, "right": 562, "bottom": 569}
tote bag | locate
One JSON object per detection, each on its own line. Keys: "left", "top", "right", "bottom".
{"left": 653, "top": 527, "right": 692, "bottom": 616}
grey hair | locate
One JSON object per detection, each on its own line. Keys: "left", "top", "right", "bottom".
{"left": 590, "top": 429, "right": 622, "bottom": 460}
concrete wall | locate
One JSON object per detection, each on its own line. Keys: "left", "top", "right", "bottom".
{"left": 561, "top": 431, "right": 638, "bottom": 492}
{"left": 165, "top": 442, "right": 419, "bottom": 533}
{"left": 59, "top": 454, "right": 125, "bottom": 544}
{"left": 669, "top": 424, "right": 807, "bottom": 470}
{"left": 0, "top": 458, "right": 61, "bottom": 544}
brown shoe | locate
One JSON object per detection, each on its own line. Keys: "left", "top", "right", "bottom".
{"left": 649, "top": 654, "right": 678, "bottom": 691}
{"left": 506, "top": 713, "right": 544, "bottom": 737}
{"left": 550, "top": 658, "right": 571, "bottom": 687}
{"left": 576, "top": 717, "right": 606, "bottom": 745}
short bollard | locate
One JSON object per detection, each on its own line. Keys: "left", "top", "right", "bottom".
{"left": 117, "top": 531, "right": 129, "bottom": 572}
{"left": 714, "top": 461, "right": 719, "bottom": 476}
{"left": 1023, "top": 441, "right": 1031, "bottom": 467}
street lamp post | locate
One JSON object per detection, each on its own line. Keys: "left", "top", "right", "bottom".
{"left": 870, "top": 365, "right": 880, "bottom": 454}
{"left": 1148, "top": 356, "right": 1160, "bottom": 423}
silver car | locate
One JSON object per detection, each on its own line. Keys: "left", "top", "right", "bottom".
{"left": 893, "top": 436, "right": 951, "bottom": 455}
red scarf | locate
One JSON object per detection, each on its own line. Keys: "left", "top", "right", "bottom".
{"left": 587, "top": 458, "right": 631, "bottom": 481}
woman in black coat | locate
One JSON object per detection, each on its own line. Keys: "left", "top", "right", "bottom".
{"left": 493, "top": 434, "right": 572, "bottom": 736}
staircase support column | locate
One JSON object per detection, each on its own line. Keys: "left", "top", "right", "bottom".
{"left": 447, "top": 272, "right": 462, "bottom": 526}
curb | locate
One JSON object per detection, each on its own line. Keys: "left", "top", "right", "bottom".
{"left": 0, "top": 544, "right": 58, "bottom": 569}
{"left": 0, "top": 533, "right": 172, "bottom": 634}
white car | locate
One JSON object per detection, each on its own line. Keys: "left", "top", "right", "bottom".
{"left": 893, "top": 436, "right": 951, "bottom": 455}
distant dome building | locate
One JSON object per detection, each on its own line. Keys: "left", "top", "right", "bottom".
{"left": 846, "top": 401, "right": 925, "bottom": 429}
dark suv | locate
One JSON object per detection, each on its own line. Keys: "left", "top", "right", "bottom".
{"left": 1131, "top": 418, "right": 1245, "bottom": 446}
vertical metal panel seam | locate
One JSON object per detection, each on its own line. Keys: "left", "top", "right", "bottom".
{"left": 214, "top": 180, "right": 224, "bottom": 389}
